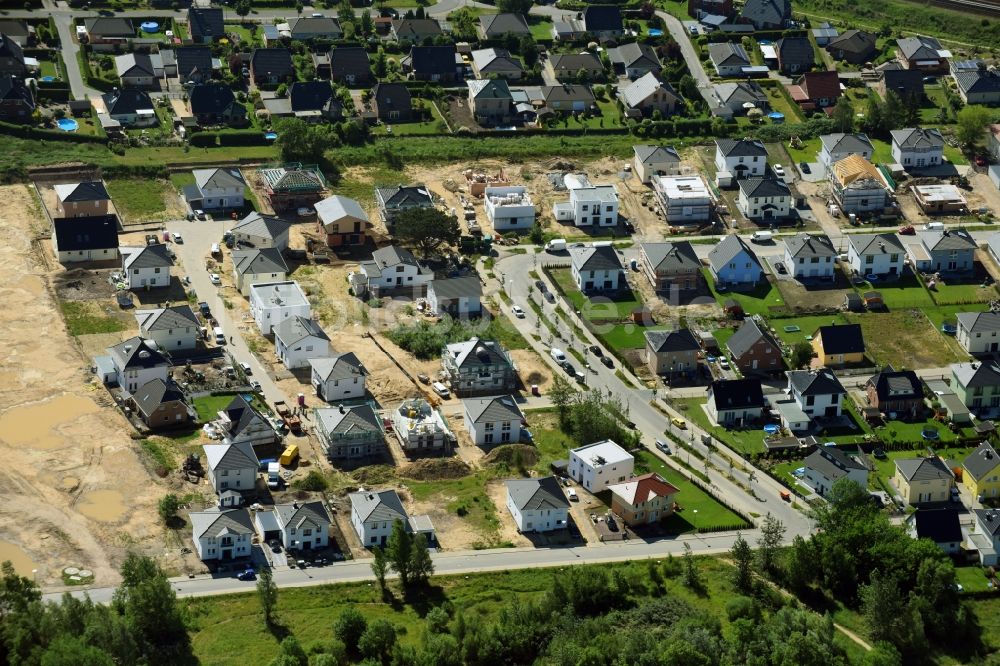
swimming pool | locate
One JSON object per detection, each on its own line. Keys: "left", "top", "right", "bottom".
{"left": 264, "top": 132, "right": 278, "bottom": 140}
{"left": 140, "top": 21, "right": 160, "bottom": 33}
{"left": 40, "top": 75, "right": 55, "bottom": 82}
{"left": 56, "top": 118, "right": 78, "bottom": 132}
{"left": 648, "top": 28, "right": 663, "bottom": 36}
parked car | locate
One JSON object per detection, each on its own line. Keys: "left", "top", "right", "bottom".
{"left": 655, "top": 439, "right": 671, "bottom": 454}
{"left": 297, "top": 207, "right": 315, "bottom": 217}
{"left": 567, "top": 488, "right": 578, "bottom": 501}
{"left": 561, "top": 362, "right": 576, "bottom": 376}
{"left": 240, "top": 362, "right": 252, "bottom": 376}
{"left": 588, "top": 345, "right": 602, "bottom": 357}
{"left": 544, "top": 291, "right": 555, "bottom": 303}
{"left": 431, "top": 381, "right": 450, "bottom": 398}
{"left": 775, "top": 261, "right": 786, "bottom": 274}
{"left": 600, "top": 356, "right": 614, "bottom": 369}
{"left": 172, "top": 232, "right": 184, "bottom": 243}
{"left": 535, "top": 280, "right": 546, "bottom": 292}
{"left": 511, "top": 304, "right": 525, "bottom": 318}
{"left": 210, "top": 273, "right": 221, "bottom": 285}
{"left": 194, "top": 209, "right": 206, "bottom": 221}
{"left": 671, "top": 417, "right": 687, "bottom": 429}
{"left": 268, "top": 540, "right": 281, "bottom": 552}
{"left": 799, "top": 161, "right": 811, "bottom": 174}
{"left": 773, "top": 164, "right": 785, "bottom": 178}
{"left": 249, "top": 380, "right": 262, "bottom": 393}
{"left": 898, "top": 224, "right": 915, "bottom": 235}
{"left": 236, "top": 568, "right": 256, "bottom": 581}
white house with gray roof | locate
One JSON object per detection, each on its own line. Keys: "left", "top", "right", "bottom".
{"left": 786, "top": 369, "right": 846, "bottom": 418}
{"left": 801, "top": 447, "right": 867, "bottom": 497}
{"left": 232, "top": 212, "right": 290, "bottom": 251}
{"left": 315, "top": 404, "right": 383, "bottom": 460}
{"left": 708, "top": 234, "right": 763, "bottom": 288}
{"left": 265, "top": 501, "right": 330, "bottom": 551}
{"left": 553, "top": 174, "right": 619, "bottom": 227}
{"left": 570, "top": 243, "right": 625, "bottom": 294}
{"left": 632, "top": 145, "right": 681, "bottom": 184}
{"left": 847, "top": 233, "right": 905, "bottom": 277}
{"left": 891, "top": 127, "right": 944, "bottom": 169}
{"left": 135, "top": 304, "right": 199, "bottom": 350}
{"left": 274, "top": 316, "right": 330, "bottom": 369}
{"left": 738, "top": 177, "right": 791, "bottom": 221}
{"left": 617, "top": 72, "right": 682, "bottom": 117}
{"left": 310, "top": 352, "right": 367, "bottom": 402}
{"left": 190, "top": 508, "right": 254, "bottom": 561}
{"left": 186, "top": 168, "right": 245, "bottom": 211}
{"left": 714, "top": 139, "right": 768, "bottom": 179}
{"left": 906, "top": 229, "right": 977, "bottom": 274}
{"left": 232, "top": 248, "right": 289, "bottom": 296}
{"left": 249, "top": 281, "right": 311, "bottom": 335}
{"left": 783, "top": 233, "right": 836, "bottom": 279}
{"left": 427, "top": 276, "right": 483, "bottom": 317}
{"left": 608, "top": 42, "right": 660, "bottom": 79}
{"left": 463, "top": 395, "right": 524, "bottom": 446}
{"left": 957, "top": 312, "right": 1000, "bottom": 354}
{"left": 818, "top": 132, "right": 874, "bottom": 168}
{"left": 712, "top": 81, "right": 769, "bottom": 117}
{"left": 442, "top": 338, "right": 517, "bottom": 397}
{"left": 106, "top": 337, "right": 170, "bottom": 395}
{"left": 349, "top": 489, "right": 434, "bottom": 547}
{"left": 505, "top": 476, "right": 570, "bottom": 533}
{"left": 120, "top": 243, "right": 172, "bottom": 289}
{"left": 203, "top": 441, "right": 260, "bottom": 494}
{"left": 707, "top": 42, "right": 750, "bottom": 77}
{"left": 355, "top": 245, "right": 433, "bottom": 296}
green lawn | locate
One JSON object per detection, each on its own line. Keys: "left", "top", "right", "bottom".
{"left": 170, "top": 172, "right": 195, "bottom": 191}
{"left": 406, "top": 472, "right": 502, "bottom": 538}
{"left": 191, "top": 394, "right": 243, "bottom": 423}
{"left": 675, "top": 397, "right": 769, "bottom": 455}
{"left": 929, "top": 280, "right": 999, "bottom": 306}
{"left": 372, "top": 100, "right": 450, "bottom": 135}
{"left": 762, "top": 84, "right": 805, "bottom": 123}
{"left": 633, "top": 450, "right": 751, "bottom": 532}
{"left": 105, "top": 178, "right": 169, "bottom": 219}
{"left": 851, "top": 273, "right": 934, "bottom": 308}
{"left": 38, "top": 59, "right": 59, "bottom": 79}
{"left": 785, "top": 136, "right": 821, "bottom": 166}
{"left": 549, "top": 267, "right": 643, "bottom": 321}
{"left": 703, "top": 268, "right": 785, "bottom": 315}
{"left": 527, "top": 16, "right": 553, "bottom": 41}
{"left": 526, "top": 409, "right": 574, "bottom": 473}
{"left": 224, "top": 23, "right": 259, "bottom": 48}
{"left": 769, "top": 313, "right": 849, "bottom": 345}
{"left": 58, "top": 301, "right": 128, "bottom": 336}
{"left": 869, "top": 445, "right": 976, "bottom": 491}
{"left": 597, "top": 324, "right": 668, "bottom": 350}
{"left": 925, "top": 303, "right": 992, "bottom": 331}
{"left": 955, "top": 566, "right": 994, "bottom": 594}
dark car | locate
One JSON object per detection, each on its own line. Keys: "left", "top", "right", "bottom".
{"left": 268, "top": 539, "right": 281, "bottom": 552}
{"left": 601, "top": 356, "right": 614, "bottom": 369}
{"left": 544, "top": 291, "right": 555, "bottom": 303}
{"left": 799, "top": 162, "right": 810, "bottom": 174}
{"left": 198, "top": 301, "right": 211, "bottom": 317}
{"left": 588, "top": 345, "right": 603, "bottom": 357}
{"left": 236, "top": 568, "right": 256, "bottom": 581}
{"left": 561, "top": 361, "right": 575, "bottom": 376}
{"left": 775, "top": 262, "right": 787, "bottom": 274}
{"left": 535, "top": 280, "right": 546, "bottom": 292}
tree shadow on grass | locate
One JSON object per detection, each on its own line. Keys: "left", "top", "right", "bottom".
{"left": 403, "top": 583, "right": 448, "bottom": 617}
{"left": 265, "top": 618, "right": 291, "bottom": 643}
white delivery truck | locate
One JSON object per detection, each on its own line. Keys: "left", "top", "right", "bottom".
{"left": 751, "top": 230, "right": 773, "bottom": 243}
{"left": 213, "top": 326, "right": 226, "bottom": 345}
{"left": 545, "top": 238, "right": 567, "bottom": 252}
{"left": 267, "top": 462, "right": 281, "bottom": 489}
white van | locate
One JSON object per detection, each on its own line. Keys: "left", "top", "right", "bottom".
{"left": 567, "top": 488, "right": 578, "bottom": 501}
{"left": 431, "top": 381, "right": 451, "bottom": 398}
{"left": 750, "top": 231, "right": 773, "bottom": 243}
{"left": 545, "top": 238, "right": 567, "bottom": 252}
{"left": 211, "top": 243, "right": 221, "bottom": 257}
{"left": 924, "top": 222, "right": 945, "bottom": 231}
{"left": 213, "top": 327, "right": 225, "bottom": 345}
{"left": 550, "top": 348, "right": 567, "bottom": 363}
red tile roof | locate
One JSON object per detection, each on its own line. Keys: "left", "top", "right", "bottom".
{"left": 800, "top": 70, "right": 841, "bottom": 101}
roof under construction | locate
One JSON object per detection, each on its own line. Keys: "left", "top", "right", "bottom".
{"left": 258, "top": 163, "right": 328, "bottom": 193}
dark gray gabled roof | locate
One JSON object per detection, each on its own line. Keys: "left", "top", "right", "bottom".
{"left": 204, "top": 440, "right": 259, "bottom": 472}
{"left": 641, "top": 241, "right": 699, "bottom": 272}
{"left": 132, "top": 378, "right": 184, "bottom": 418}
{"left": 136, "top": 305, "right": 198, "bottom": 332}
{"left": 716, "top": 138, "right": 767, "bottom": 158}
{"left": 785, "top": 233, "right": 836, "bottom": 259}
{"left": 375, "top": 185, "right": 431, "bottom": 209}
{"left": 708, "top": 42, "right": 750, "bottom": 67}
{"left": 976, "top": 507, "right": 1000, "bottom": 536}
{"left": 738, "top": 177, "right": 790, "bottom": 198}
{"left": 175, "top": 46, "right": 213, "bottom": 80}
{"left": 109, "top": 337, "right": 169, "bottom": 371}
{"left": 739, "top": 0, "right": 790, "bottom": 27}
{"left": 633, "top": 144, "right": 680, "bottom": 165}
{"left": 189, "top": 84, "right": 244, "bottom": 117}
{"left": 221, "top": 394, "right": 271, "bottom": 438}
{"left": 464, "top": 395, "right": 523, "bottom": 424}
{"left": 506, "top": 476, "right": 569, "bottom": 511}
{"left": 814, "top": 323, "right": 865, "bottom": 355}
{"left": 187, "top": 7, "right": 224, "bottom": 40}
{"left": 289, "top": 16, "right": 342, "bottom": 38}
{"left": 194, "top": 167, "right": 245, "bottom": 191}
{"left": 891, "top": 127, "right": 944, "bottom": 150}
{"left": 429, "top": 276, "right": 483, "bottom": 301}
{"left": 52, "top": 215, "right": 117, "bottom": 252}
{"left": 275, "top": 501, "right": 330, "bottom": 532}
{"left": 645, "top": 328, "right": 700, "bottom": 353}
{"left": 289, "top": 80, "right": 338, "bottom": 113}
{"left": 190, "top": 509, "right": 254, "bottom": 540}
{"left": 571, "top": 244, "right": 624, "bottom": 273}
{"left": 233, "top": 211, "right": 290, "bottom": 240}
{"left": 708, "top": 378, "right": 765, "bottom": 411}
{"left": 317, "top": 404, "right": 381, "bottom": 437}
{"left": 964, "top": 443, "right": 1000, "bottom": 481}
{"left": 804, "top": 447, "right": 866, "bottom": 481}
{"left": 409, "top": 45, "right": 457, "bottom": 76}
{"left": 957, "top": 311, "right": 1000, "bottom": 334}
{"left": 708, "top": 234, "right": 761, "bottom": 272}
{"left": 549, "top": 52, "right": 604, "bottom": 73}
{"left": 896, "top": 35, "right": 944, "bottom": 61}
{"left": 608, "top": 42, "right": 659, "bottom": 69}
{"left": 788, "top": 369, "right": 846, "bottom": 396}
{"left": 848, "top": 233, "right": 904, "bottom": 256}
{"left": 273, "top": 316, "right": 329, "bottom": 347}
{"left": 727, "top": 318, "right": 780, "bottom": 359}
{"left": 866, "top": 368, "right": 922, "bottom": 401}
{"left": 122, "top": 243, "right": 172, "bottom": 269}
{"left": 956, "top": 69, "right": 1000, "bottom": 95}
{"left": 231, "top": 247, "right": 288, "bottom": 277}
{"left": 350, "top": 489, "right": 408, "bottom": 523}
{"left": 619, "top": 72, "right": 680, "bottom": 108}
{"left": 895, "top": 456, "right": 952, "bottom": 483}
{"left": 820, "top": 132, "right": 873, "bottom": 155}
{"left": 776, "top": 36, "right": 814, "bottom": 67}
{"left": 914, "top": 507, "right": 962, "bottom": 543}
{"left": 445, "top": 338, "right": 512, "bottom": 370}
{"left": 826, "top": 29, "right": 876, "bottom": 57}
{"left": 330, "top": 46, "right": 370, "bottom": 78}
{"left": 84, "top": 17, "right": 135, "bottom": 37}
{"left": 714, "top": 81, "right": 767, "bottom": 105}
{"left": 102, "top": 88, "right": 154, "bottom": 116}
{"left": 479, "top": 12, "right": 530, "bottom": 37}
{"left": 116, "top": 52, "right": 156, "bottom": 77}
{"left": 310, "top": 352, "right": 366, "bottom": 382}
{"left": 918, "top": 229, "right": 977, "bottom": 252}
{"left": 55, "top": 180, "right": 110, "bottom": 203}
{"left": 954, "top": 361, "right": 1000, "bottom": 390}
{"left": 250, "top": 48, "right": 294, "bottom": 78}
{"left": 583, "top": 5, "right": 623, "bottom": 32}
{"left": 0, "top": 73, "right": 32, "bottom": 108}
{"left": 372, "top": 244, "right": 421, "bottom": 268}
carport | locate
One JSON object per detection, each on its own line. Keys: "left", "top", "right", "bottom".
{"left": 254, "top": 510, "right": 281, "bottom": 543}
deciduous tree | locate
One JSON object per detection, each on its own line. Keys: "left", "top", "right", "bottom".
{"left": 385, "top": 520, "right": 414, "bottom": 588}
{"left": 257, "top": 566, "right": 278, "bottom": 627}
{"left": 956, "top": 104, "right": 992, "bottom": 149}
{"left": 392, "top": 207, "right": 461, "bottom": 258}
{"left": 408, "top": 533, "right": 434, "bottom": 587}
{"left": 334, "top": 607, "right": 367, "bottom": 656}
{"left": 730, "top": 535, "right": 754, "bottom": 593}
{"left": 370, "top": 545, "right": 388, "bottom": 594}
{"left": 358, "top": 618, "right": 397, "bottom": 664}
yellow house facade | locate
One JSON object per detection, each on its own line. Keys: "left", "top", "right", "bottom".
{"left": 811, "top": 323, "right": 865, "bottom": 366}
{"left": 962, "top": 443, "right": 1000, "bottom": 500}
{"left": 893, "top": 456, "right": 954, "bottom": 505}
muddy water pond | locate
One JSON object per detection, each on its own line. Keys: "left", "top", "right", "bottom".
{"left": 77, "top": 490, "right": 126, "bottom": 523}
{"left": 0, "top": 541, "right": 37, "bottom": 577}
{"left": 0, "top": 394, "right": 100, "bottom": 450}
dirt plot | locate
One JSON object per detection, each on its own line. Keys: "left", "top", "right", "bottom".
{"left": 0, "top": 185, "right": 166, "bottom": 588}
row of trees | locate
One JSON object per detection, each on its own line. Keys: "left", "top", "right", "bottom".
{"left": 370, "top": 520, "right": 435, "bottom": 594}
{"left": 549, "top": 381, "right": 642, "bottom": 448}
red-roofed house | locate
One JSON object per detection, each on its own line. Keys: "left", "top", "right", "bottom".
{"left": 787, "top": 70, "right": 841, "bottom": 112}
{"left": 607, "top": 472, "right": 679, "bottom": 526}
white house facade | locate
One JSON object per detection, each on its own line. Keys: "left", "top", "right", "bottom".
{"left": 121, "top": 244, "right": 172, "bottom": 289}
{"left": 310, "top": 353, "right": 367, "bottom": 402}
{"left": 553, "top": 174, "right": 619, "bottom": 227}
{"left": 204, "top": 441, "right": 259, "bottom": 494}
{"left": 568, "top": 440, "right": 635, "bottom": 493}
{"left": 273, "top": 316, "right": 330, "bottom": 369}
{"left": 349, "top": 489, "right": 409, "bottom": 547}
{"left": 190, "top": 509, "right": 254, "bottom": 561}
{"left": 505, "top": 476, "right": 570, "bottom": 533}
{"left": 847, "top": 233, "right": 905, "bottom": 276}
{"left": 463, "top": 395, "right": 524, "bottom": 446}
{"left": 135, "top": 305, "right": 200, "bottom": 351}
{"left": 484, "top": 186, "right": 535, "bottom": 231}
{"left": 249, "top": 281, "right": 312, "bottom": 335}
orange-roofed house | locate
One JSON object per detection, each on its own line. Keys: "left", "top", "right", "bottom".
{"left": 607, "top": 473, "right": 679, "bottom": 526}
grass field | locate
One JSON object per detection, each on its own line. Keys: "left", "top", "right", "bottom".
{"left": 852, "top": 273, "right": 934, "bottom": 309}
{"left": 703, "top": 268, "right": 785, "bottom": 315}
{"left": 674, "top": 397, "right": 769, "bottom": 455}
{"left": 191, "top": 393, "right": 243, "bottom": 423}
{"left": 527, "top": 409, "right": 575, "bottom": 473}
{"left": 406, "top": 472, "right": 502, "bottom": 538}
{"left": 868, "top": 445, "right": 976, "bottom": 491}
{"left": 844, "top": 310, "right": 967, "bottom": 369}
{"left": 527, "top": 17, "right": 553, "bottom": 41}
{"left": 58, "top": 301, "right": 128, "bottom": 336}
{"left": 770, "top": 313, "right": 849, "bottom": 345}
{"left": 105, "top": 178, "right": 170, "bottom": 219}
{"left": 930, "top": 280, "right": 999, "bottom": 306}
{"left": 549, "top": 267, "right": 644, "bottom": 321}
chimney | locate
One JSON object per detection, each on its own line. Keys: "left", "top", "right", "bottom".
{"left": 339, "top": 404, "right": 345, "bottom": 414}
{"left": 292, "top": 501, "right": 299, "bottom": 509}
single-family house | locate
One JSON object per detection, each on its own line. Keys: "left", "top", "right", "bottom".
{"left": 618, "top": 73, "right": 682, "bottom": 118}
{"left": 552, "top": 174, "right": 618, "bottom": 226}
{"left": 288, "top": 16, "right": 343, "bottom": 40}
{"left": 442, "top": 338, "right": 517, "bottom": 398}
{"left": 329, "top": 46, "right": 371, "bottom": 86}
{"left": 569, "top": 440, "right": 634, "bottom": 493}
{"left": 188, "top": 7, "right": 224, "bottom": 43}
{"left": 374, "top": 184, "right": 432, "bottom": 227}
{"left": 249, "top": 281, "right": 312, "bottom": 335}
{"left": 801, "top": 447, "right": 868, "bottom": 496}
{"left": 847, "top": 233, "right": 905, "bottom": 277}
{"left": 543, "top": 84, "right": 596, "bottom": 112}
{"left": 787, "top": 369, "right": 846, "bottom": 419}
{"left": 250, "top": 48, "right": 295, "bottom": 86}
{"left": 788, "top": 70, "right": 841, "bottom": 110}
{"left": 958, "top": 311, "right": 1000, "bottom": 354}
{"left": 706, "top": 377, "right": 765, "bottom": 426}
{"left": 607, "top": 473, "right": 679, "bottom": 526}
{"left": 130, "top": 378, "right": 188, "bottom": 430}
{"left": 0, "top": 21, "right": 33, "bottom": 47}
{"left": 54, "top": 181, "right": 111, "bottom": 218}
{"left": 310, "top": 352, "right": 367, "bottom": 402}
{"left": 470, "top": 48, "right": 523, "bottom": 80}
{"left": 390, "top": 398, "right": 452, "bottom": 454}
{"left": 315, "top": 404, "right": 383, "bottom": 460}
{"left": 894, "top": 456, "right": 954, "bottom": 504}
{"left": 135, "top": 305, "right": 199, "bottom": 351}
{"left": 106, "top": 337, "right": 170, "bottom": 395}
{"left": 811, "top": 323, "right": 865, "bottom": 366}
{"left": 0, "top": 73, "right": 33, "bottom": 123}
{"left": 955, "top": 68, "right": 1000, "bottom": 105}
{"left": 427, "top": 276, "right": 483, "bottom": 317}
{"left": 261, "top": 501, "right": 331, "bottom": 552}
{"left": 818, "top": 132, "right": 874, "bottom": 168}
{"left": 390, "top": 18, "right": 442, "bottom": 42}
{"left": 120, "top": 243, "right": 172, "bottom": 289}
{"left": 204, "top": 441, "right": 259, "bottom": 494}
{"left": 115, "top": 52, "right": 160, "bottom": 87}
{"left": 484, "top": 186, "right": 535, "bottom": 231}
{"left": 315, "top": 195, "right": 370, "bottom": 248}
{"left": 569, "top": 243, "right": 625, "bottom": 294}
{"left": 907, "top": 229, "right": 976, "bottom": 273}
{"left": 645, "top": 328, "right": 701, "bottom": 377}
{"left": 878, "top": 67, "right": 926, "bottom": 101}
{"left": 478, "top": 13, "right": 531, "bottom": 39}
{"left": 826, "top": 29, "right": 878, "bottom": 64}
{"left": 608, "top": 42, "right": 661, "bottom": 79}
{"left": 231, "top": 248, "right": 288, "bottom": 296}
{"left": 830, "top": 155, "right": 892, "bottom": 216}
{"left": 963, "top": 443, "right": 1000, "bottom": 501}
{"left": 0, "top": 32, "right": 25, "bottom": 76}
{"left": 738, "top": 0, "right": 790, "bottom": 29}
{"left": 784, "top": 233, "right": 836, "bottom": 279}
{"left": 185, "top": 168, "right": 245, "bottom": 212}
{"left": 891, "top": 127, "right": 945, "bottom": 169}
{"left": 713, "top": 81, "right": 769, "bottom": 116}
{"left": 973, "top": 508, "right": 1000, "bottom": 565}
{"left": 408, "top": 45, "right": 461, "bottom": 83}
{"left": 632, "top": 145, "right": 681, "bottom": 184}
{"left": 583, "top": 5, "right": 624, "bottom": 39}
{"left": 190, "top": 509, "right": 254, "bottom": 561}
{"left": 708, "top": 234, "right": 764, "bottom": 288}
{"left": 913, "top": 185, "right": 968, "bottom": 214}
{"left": 289, "top": 81, "right": 342, "bottom": 120}
{"left": 727, "top": 318, "right": 784, "bottom": 374}
{"left": 232, "top": 212, "right": 290, "bottom": 251}
{"left": 216, "top": 394, "right": 280, "bottom": 449}
{"left": 468, "top": 78, "right": 513, "bottom": 126}
{"left": 274, "top": 316, "right": 330, "bottom": 369}
{"left": 639, "top": 241, "right": 701, "bottom": 293}
{"left": 357, "top": 244, "right": 433, "bottom": 295}
{"left": 188, "top": 84, "right": 248, "bottom": 126}
{"left": 463, "top": 395, "right": 524, "bottom": 446}
{"left": 953, "top": 361, "right": 1000, "bottom": 416}
{"left": 505, "top": 476, "right": 570, "bottom": 533}
{"left": 349, "top": 489, "right": 409, "bottom": 547}
{"left": 83, "top": 17, "right": 134, "bottom": 50}
{"left": 737, "top": 176, "right": 791, "bottom": 221}
{"left": 652, "top": 175, "right": 712, "bottom": 223}
{"left": 715, "top": 138, "right": 768, "bottom": 179}
{"left": 708, "top": 42, "right": 750, "bottom": 77}
{"left": 258, "top": 165, "right": 327, "bottom": 212}
{"left": 912, "top": 508, "right": 962, "bottom": 554}
{"left": 776, "top": 36, "right": 814, "bottom": 74}
{"left": 52, "top": 215, "right": 118, "bottom": 264}
{"left": 547, "top": 52, "right": 605, "bottom": 82}
{"left": 897, "top": 35, "right": 950, "bottom": 73}
{"left": 102, "top": 88, "right": 157, "bottom": 127}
